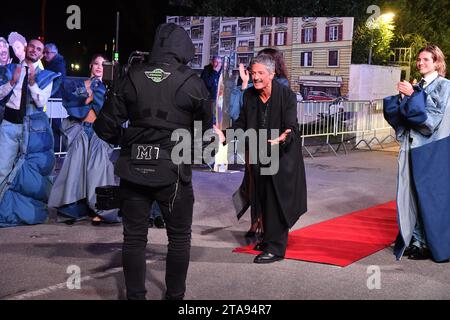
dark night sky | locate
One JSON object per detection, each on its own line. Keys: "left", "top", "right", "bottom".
{"left": 0, "top": 0, "right": 388, "bottom": 75}
{"left": 0, "top": 0, "right": 177, "bottom": 75}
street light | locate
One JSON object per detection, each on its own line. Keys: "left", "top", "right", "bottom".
{"left": 70, "top": 63, "right": 80, "bottom": 72}
{"left": 368, "top": 13, "right": 395, "bottom": 65}
{"left": 380, "top": 13, "right": 395, "bottom": 23}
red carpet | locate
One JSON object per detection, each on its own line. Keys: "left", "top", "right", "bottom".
{"left": 234, "top": 201, "right": 398, "bottom": 267}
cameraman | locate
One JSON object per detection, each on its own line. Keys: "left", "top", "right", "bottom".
{"left": 94, "top": 23, "right": 212, "bottom": 300}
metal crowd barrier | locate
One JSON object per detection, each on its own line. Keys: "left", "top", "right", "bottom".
{"left": 46, "top": 99, "right": 124, "bottom": 158}
{"left": 297, "top": 99, "right": 398, "bottom": 159}
{"left": 46, "top": 98, "right": 67, "bottom": 157}
{"left": 47, "top": 99, "right": 398, "bottom": 160}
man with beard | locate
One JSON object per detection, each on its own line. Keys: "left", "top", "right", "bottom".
{"left": 0, "top": 39, "right": 61, "bottom": 227}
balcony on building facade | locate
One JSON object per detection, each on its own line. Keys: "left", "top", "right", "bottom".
{"left": 191, "top": 35, "right": 204, "bottom": 41}
{"left": 237, "top": 46, "right": 254, "bottom": 53}
{"left": 220, "top": 46, "right": 235, "bottom": 52}
{"left": 238, "top": 19, "right": 255, "bottom": 36}
{"left": 238, "top": 28, "right": 255, "bottom": 36}
{"left": 191, "top": 17, "right": 205, "bottom": 25}
{"left": 220, "top": 31, "right": 237, "bottom": 37}
{"left": 237, "top": 54, "right": 255, "bottom": 65}
{"left": 191, "top": 27, "right": 204, "bottom": 41}
{"left": 221, "top": 17, "right": 238, "bottom": 22}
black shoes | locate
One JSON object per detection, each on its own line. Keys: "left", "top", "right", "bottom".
{"left": 154, "top": 216, "right": 165, "bottom": 229}
{"left": 253, "top": 243, "right": 266, "bottom": 251}
{"left": 406, "top": 246, "right": 449, "bottom": 263}
{"left": 149, "top": 216, "right": 165, "bottom": 229}
{"left": 254, "top": 252, "right": 284, "bottom": 264}
{"left": 407, "top": 246, "right": 431, "bottom": 260}
{"left": 245, "top": 231, "right": 257, "bottom": 238}
{"left": 404, "top": 245, "right": 416, "bottom": 256}
{"left": 64, "top": 219, "right": 76, "bottom": 226}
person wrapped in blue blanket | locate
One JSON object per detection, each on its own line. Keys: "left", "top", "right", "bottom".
{"left": 48, "top": 54, "right": 120, "bottom": 225}
{"left": 0, "top": 39, "right": 61, "bottom": 228}
{"left": 384, "top": 45, "right": 450, "bottom": 263}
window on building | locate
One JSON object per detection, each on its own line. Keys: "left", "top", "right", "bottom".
{"left": 276, "top": 32, "right": 287, "bottom": 46}
{"left": 239, "top": 23, "right": 254, "bottom": 34}
{"left": 238, "top": 54, "right": 254, "bottom": 65}
{"left": 326, "top": 25, "right": 343, "bottom": 42}
{"left": 301, "top": 52, "right": 313, "bottom": 67}
{"left": 191, "top": 55, "right": 202, "bottom": 68}
{"left": 194, "top": 44, "right": 203, "bottom": 53}
{"left": 191, "top": 27, "right": 203, "bottom": 40}
{"left": 261, "top": 34, "right": 271, "bottom": 47}
{"left": 239, "top": 40, "right": 249, "bottom": 47}
{"left": 329, "top": 26, "right": 339, "bottom": 41}
{"left": 275, "top": 17, "right": 288, "bottom": 25}
{"left": 261, "top": 17, "right": 273, "bottom": 26}
{"left": 221, "top": 39, "right": 234, "bottom": 51}
{"left": 303, "top": 28, "right": 315, "bottom": 43}
{"left": 329, "top": 50, "right": 339, "bottom": 67}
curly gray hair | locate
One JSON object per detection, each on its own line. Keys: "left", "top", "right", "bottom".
{"left": 249, "top": 54, "right": 275, "bottom": 74}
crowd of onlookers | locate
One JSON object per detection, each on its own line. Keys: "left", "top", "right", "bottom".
{"left": 0, "top": 32, "right": 66, "bottom": 98}
{"left": 0, "top": 32, "right": 165, "bottom": 229}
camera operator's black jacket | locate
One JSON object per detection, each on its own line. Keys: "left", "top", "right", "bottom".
{"left": 94, "top": 23, "right": 212, "bottom": 187}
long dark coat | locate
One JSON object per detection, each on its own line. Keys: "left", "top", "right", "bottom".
{"left": 232, "top": 79, "right": 307, "bottom": 228}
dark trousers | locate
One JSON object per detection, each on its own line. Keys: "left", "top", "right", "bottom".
{"left": 120, "top": 179, "right": 194, "bottom": 300}
{"left": 258, "top": 175, "right": 289, "bottom": 257}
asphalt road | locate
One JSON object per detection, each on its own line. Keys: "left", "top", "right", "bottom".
{"left": 0, "top": 148, "right": 449, "bottom": 301}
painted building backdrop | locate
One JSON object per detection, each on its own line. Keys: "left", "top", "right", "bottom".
{"left": 167, "top": 16, "right": 354, "bottom": 98}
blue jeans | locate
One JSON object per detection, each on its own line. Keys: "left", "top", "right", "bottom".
{"left": 0, "top": 120, "right": 23, "bottom": 188}
{"left": 150, "top": 201, "right": 162, "bottom": 219}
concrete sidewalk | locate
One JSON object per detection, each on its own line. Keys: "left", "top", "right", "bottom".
{"left": 0, "top": 149, "right": 449, "bottom": 301}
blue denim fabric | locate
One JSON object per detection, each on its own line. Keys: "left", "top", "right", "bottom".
{"left": 0, "top": 120, "right": 23, "bottom": 188}
{"left": 150, "top": 201, "right": 162, "bottom": 219}
{"left": 63, "top": 78, "right": 106, "bottom": 121}
{"left": 412, "top": 213, "right": 427, "bottom": 248}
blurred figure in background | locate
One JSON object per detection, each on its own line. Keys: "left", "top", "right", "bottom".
{"left": 43, "top": 43, "right": 67, "bottom": 98}
{"left": 0, "top": 37, "right": 11, "bottom": 66}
